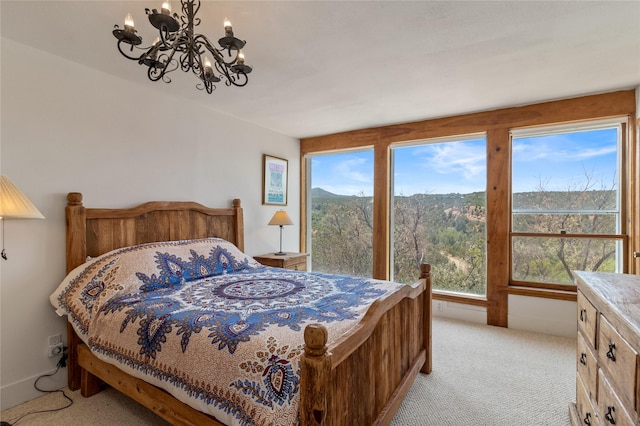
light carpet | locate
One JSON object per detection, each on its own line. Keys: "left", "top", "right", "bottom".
{"left": 1, "top": 317, "right": 576, "bottom": 425}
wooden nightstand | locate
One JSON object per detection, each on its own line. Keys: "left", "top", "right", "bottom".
{"left": 253, "top": 252, "right": 308, "bottom": 271}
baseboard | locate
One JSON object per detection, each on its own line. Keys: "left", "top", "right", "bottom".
{"left": 0, "top": 368, "right": 66, "bottom": 410}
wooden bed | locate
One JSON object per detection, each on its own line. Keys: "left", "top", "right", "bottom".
{"left": 64, "top": 192, "right": 432, "bottom": 426}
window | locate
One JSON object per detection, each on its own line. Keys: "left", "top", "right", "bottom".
{"left": 306, "top": 150, "right": 374, "bottom": 277}
{"left": 511, "top": 120, "right": 626, "bottom": 288}
{"left": 391, "top": 136, "right": 487, "bottom": 295}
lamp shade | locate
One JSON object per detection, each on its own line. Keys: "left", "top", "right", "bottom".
{"left": 268, "top": 210, "right": 293, "bottom": 226}
{"left": 0, "top": 175, "right": 45, "bottom": 219}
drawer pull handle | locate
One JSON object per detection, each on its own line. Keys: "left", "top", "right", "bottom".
{"left": 579, "top": 308, "right": 586, "bottom": 322}
{"left": 579, "top": 353, "right": 587, "bottom": 365}
{"left": 583, "top": 412, "right": 591, "bottom": 425}
{"left": 606, "top": 343, "right": 617, "bottom": 362}
{"left": 605, "top": 406, "right": 616, "bottom": 424}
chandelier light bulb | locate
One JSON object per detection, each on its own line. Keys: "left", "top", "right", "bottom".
{"left": 203, "top": 56, "right": 213, "bottom": 74}
{"left": 161, "top": 2, "right": 171, "bottom": 14}
{"left": 224, "top": 18, "right": 232, "bottom": 29}
{"left": 124, "top": 13, "right": 135, "bottom": 31}
{"left": 237, "top": 51, "right": 245, "bottom": 65}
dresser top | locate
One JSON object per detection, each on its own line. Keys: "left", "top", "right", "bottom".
{"left": 574, "top": 271, "right": 640, "bottom": 342}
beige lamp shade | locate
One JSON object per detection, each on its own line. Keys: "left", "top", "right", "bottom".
{"left": 0, "top": 175, "right": 45, "bottom": 219}
{"left": 268, "top": 210, "right": 293, "bottom": 226}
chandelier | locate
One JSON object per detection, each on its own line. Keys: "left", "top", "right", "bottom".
{"left": 112, "top": 0, "right": 252, "bottom": 94}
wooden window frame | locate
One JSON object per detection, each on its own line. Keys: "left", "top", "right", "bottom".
{"left": 300, "top": 90, "right": 637, "bottom": 327}
{"left": 509, "top": 120, "right": 629, "bottom": 291}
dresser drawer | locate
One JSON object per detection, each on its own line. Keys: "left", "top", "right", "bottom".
{"left": 597, "top": 370, "right": 635, "bottom": 426}
{"left": 598, "top": 315, "right": 638, "bottom": 411}
{"left": 578, "top": 291, "right": 598, "bottom": 348}
{"left": 576, "top": 374, "right": 600, "bottom": 426}
{"left": 577, "top": 332, "right": 599, "bottom": 403}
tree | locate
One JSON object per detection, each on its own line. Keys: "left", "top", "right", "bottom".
{"left": 512, "top": 171, "right": 618, "bottom": 284}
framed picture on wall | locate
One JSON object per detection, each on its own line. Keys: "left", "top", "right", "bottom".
{"left": 263, "top": 154, "right": 288, "bottom": 205}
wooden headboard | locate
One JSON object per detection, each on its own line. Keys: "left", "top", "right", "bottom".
{"left": 65, "top": 192, "right": 244, "bottom": 273}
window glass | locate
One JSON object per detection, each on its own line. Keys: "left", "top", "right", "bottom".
{"left": 392, "top": 137, "right": 487, "bottom": 295}
{"left": 307, "top": 150, "right": 374, "bottom": 277}
{"left": 511, "top": 124, "right": 623, "bottom": 285}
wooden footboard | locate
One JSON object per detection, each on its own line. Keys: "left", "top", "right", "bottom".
{"left": 300, "top": 263, "right": 431, "bottom": 426}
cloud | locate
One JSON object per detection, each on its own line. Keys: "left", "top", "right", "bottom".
{"left": 513, "top": 132, "right": 617, "bottom": 163}
{"left": 311, "top": 153, "right": 373, "bottom": 195}
{"left": 333, "top": 157, "right": 372, "bottom": 184}
{"left": 411, "top": 140, "right": 486, "bottom": 180}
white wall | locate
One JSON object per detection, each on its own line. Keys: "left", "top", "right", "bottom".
{"left": 432, "top": 297, "right": 576, "bottom": 338}
{"left": 508, "top": 295, "right": 576, "bottom": 338}
{"left": 0, "top": 37, "right": 300, "bottom": 409}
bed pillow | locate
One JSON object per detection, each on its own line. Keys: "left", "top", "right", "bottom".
{"left": 50, "top": 238, "right": 262, "bottom": 337}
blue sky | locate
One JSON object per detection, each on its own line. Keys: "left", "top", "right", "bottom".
{"left": 310, "top": 127, "right": 618, "bottom": 196}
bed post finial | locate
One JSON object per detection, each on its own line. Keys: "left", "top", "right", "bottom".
{"left": 419, "top": 262, "right": 431, "bottom": 280}
{"left": 300, "top": 323, "right": 330, "bottom": 426}
{"left": 67, "top": 192, "right": 83, "bottom": 206}
{"left": 304, "top": 323, "right": 328, "bottom": 356}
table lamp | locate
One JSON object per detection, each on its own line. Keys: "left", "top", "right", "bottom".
{"left": 0, "top": 175, "right": 45, "bottom": 260}
{"left": 268, "top": 210, "right": 293, "bottom": 255}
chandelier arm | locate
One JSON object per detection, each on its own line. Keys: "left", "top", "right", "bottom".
{"left": 116, "top": 40, "right": 148, "bottom": 61}
{"left": 213, "top": 60, "right": 248, "bottom": 87}
{"left": 196, "top": 80, "right": 214, "bottom": 94}
{"left": 198, "top": 36, "right": 227, "bottom": 65}
{"left": 148, "top": 65, "right": 166, "bottom": 82}
{"left": 180, "top": 51, "right": 193, "bottom": 73}
{"left": 161, "top": 26, "right": 188, "bottom": 54}
{"left": 160, "top": 57, "right": 179, "bottom": 82}
{"left": 159, "top": 25, "right": 176, "bottom": 50}
{"left": 230, "top": 72, "right": 249, "bottom": 87}
{"left": 150, "top": 50, "right": 179, "bottom": 82}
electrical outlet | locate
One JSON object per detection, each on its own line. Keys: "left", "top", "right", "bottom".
{"left": 436, "top": 301, "right": 444, "bottom": 312}
{"left": 48, "top": 334, "right": 63, "bottom": 358}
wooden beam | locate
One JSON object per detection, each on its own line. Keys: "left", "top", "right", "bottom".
{"left": 301, "top": 90, "right": 636, "bottom": 150}
{"left": 485, "top": 128, "right": 510, "bottom": 327}
{"left": 373, "top": 140, "right": 390, "bottom": 280}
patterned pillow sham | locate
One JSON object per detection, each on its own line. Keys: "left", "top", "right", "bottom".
{"left": 49, "top": 238, "right": 262, "bottom": 338}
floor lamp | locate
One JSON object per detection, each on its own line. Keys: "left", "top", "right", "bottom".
{"left": 0, "top": 175, "right": 45, "bottom": 260}
{"left": 268, "top": 210, "right": 293, "bottom": 255}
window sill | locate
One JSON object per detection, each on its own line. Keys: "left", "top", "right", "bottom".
{"left": 508, "top": 285, "right": 577, "bottom": 301}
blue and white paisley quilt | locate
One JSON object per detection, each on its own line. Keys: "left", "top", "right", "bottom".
{"left": 50, "top": 238, "right": 403, "bottom": 426}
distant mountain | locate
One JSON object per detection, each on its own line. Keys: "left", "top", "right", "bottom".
{"left": 311, "top": 188, "right": 344, "bottom": 198}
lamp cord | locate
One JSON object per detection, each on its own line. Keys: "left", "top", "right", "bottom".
{"left": 1, "top": 220, "right": 6, "bottom": 260}
{"left": 1, "top": 353, "right": 73, "bottom": 425}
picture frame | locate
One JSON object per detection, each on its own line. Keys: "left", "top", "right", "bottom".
{"left": 263, "top": 154, "right": 288, "bottom": 205}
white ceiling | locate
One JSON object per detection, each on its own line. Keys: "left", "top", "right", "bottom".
{"left": 2, "top": 1, "right": 639, "bottom": 139}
